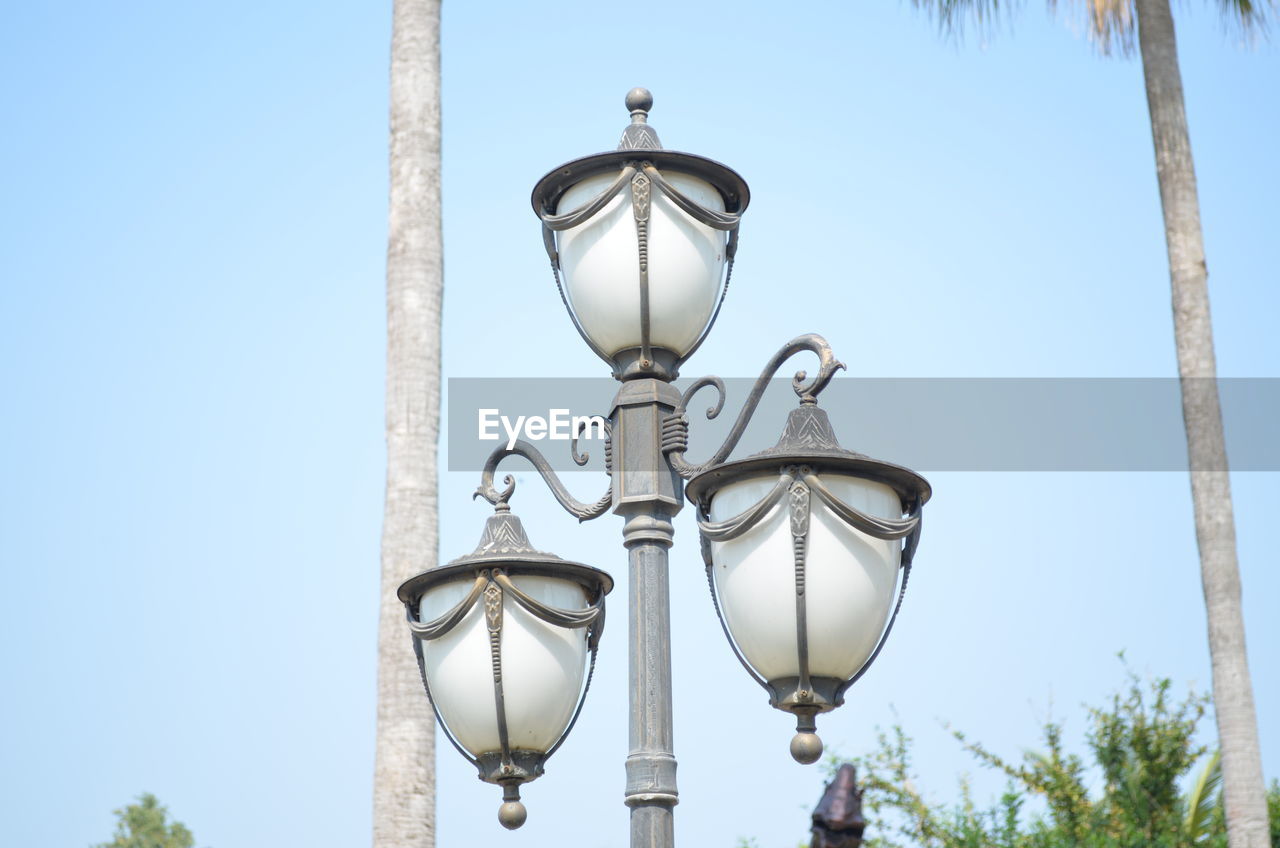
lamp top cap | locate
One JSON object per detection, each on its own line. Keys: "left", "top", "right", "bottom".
{"left": 531, "top": 88, "right": 749, "bottom": 216}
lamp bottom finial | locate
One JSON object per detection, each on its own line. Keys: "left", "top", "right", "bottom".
{"left": 791, "top": 731, "right": 824, "bottom": 764}
{"left": 498, "top": 784, "right": 528, "bottom": 829}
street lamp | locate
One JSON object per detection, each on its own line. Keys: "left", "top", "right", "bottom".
{"left": 397, "top": 501, "right": 612, "bottom": 830}
{"left": 532, "top": 86, "right": 746, "bottom": 380}
{"left": 397, "top": 89, "right": 932, "bottom": 845}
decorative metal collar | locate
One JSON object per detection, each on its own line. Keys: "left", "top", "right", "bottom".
{"left": 469, "top": 507, "right": 551, "bottom": 558}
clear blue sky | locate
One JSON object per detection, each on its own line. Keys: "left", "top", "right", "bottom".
{"left": 1, "top": 2, "right": 1276, "bottom": 847}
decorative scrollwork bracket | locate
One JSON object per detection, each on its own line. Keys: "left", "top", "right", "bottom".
{"left": 474, "top": 438, "right": 612, "bottom": 523}
{"left": 663, "top": 333, "right": 846, "bottom": 479}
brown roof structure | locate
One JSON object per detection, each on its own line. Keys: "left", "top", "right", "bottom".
{"left": 810, "top": 764, "right": 866, "bottom": 848}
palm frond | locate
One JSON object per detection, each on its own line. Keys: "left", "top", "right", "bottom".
{"left": 1050, "top": 0, "right": 1137, "bottom": 55}
{"left": 1089, "top": 0, "right": 1136, "bottom": 51}
{"left": 909, "top": 0, "right": 1022, "bottom": 38}
{"left": 1183, "top": 749, "right": 1222, "bottom": 844}
{"left": 1215, "top": 0, "right": 1272, "bottom": 41}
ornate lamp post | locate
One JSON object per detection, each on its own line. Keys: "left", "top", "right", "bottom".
{"left": 397, "top": 89, "right": 932, "bottom": 846}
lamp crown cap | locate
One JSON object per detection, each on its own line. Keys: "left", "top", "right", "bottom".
{"left": 774, "top": 404, "right": 843, "bottom": 453}
{"left": 619, "top": 87, "right": 662, "bottom": 150}
{"left": 473, "top": 510, "right": 541, "bottom": 557}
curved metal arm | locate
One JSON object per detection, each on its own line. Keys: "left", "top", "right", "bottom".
{"left": 664, "top": 333, "right": 847, "bottom": 478}
{"left": 474, "top": 439, "right": 611, "bottom": 522}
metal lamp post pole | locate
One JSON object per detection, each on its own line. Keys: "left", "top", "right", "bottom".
{"left": 611, "top": 376, "right": 685, "bottom": 848}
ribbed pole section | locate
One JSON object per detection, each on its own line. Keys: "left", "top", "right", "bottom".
{"left": 609, "top": 376, "right": 685, "bottom": 848}
{"left": 623, "top": 513, "right": 679, "bottom": 848}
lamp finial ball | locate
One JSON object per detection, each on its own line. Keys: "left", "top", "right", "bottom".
{"left": 791, "top": 731, "right": 824, "bottom": 765}
{"left": 498, "top": 800, "right": 528, "bottom": 830}
{"left": 625, "top": 87, "right": 653, "bottom": 116}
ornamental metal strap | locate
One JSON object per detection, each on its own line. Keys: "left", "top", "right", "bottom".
{"left": 631, "top": 171, "right": 653, "bottom": 365}
{"left": 492, "top": 572, "right": 604, "bottom": 631}
{"left": 696, "top": 472, "right": 794, "bottom": 541}
{"left": 801, "top": 473, "right": 920, "bottom": 541}
{"left": 641, "top": 164, "right": 742, "bottom": 230}
{"left": 484, "top": 581, "right": 513, "bottom": 764}
{"left": 902, "top": 506, "right": 922, "bottom": 566}
{"left": 696, "top": 470, "right": 920, "bottom": 544}
{"left": 790, "top": 480, "right": 813, "bottom": 697}
{"left": 405, "top": 574, "right": 488, "bottom": 641}
{"left": 538, "top": 166, "right": 637, "bottom": 231}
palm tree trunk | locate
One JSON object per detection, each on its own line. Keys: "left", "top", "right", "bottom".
{"left": 1134, "top": 1, "right": 1268, "bottom": 845}
{"left": 374, "top": 0, "right": 442, "bottom": 845}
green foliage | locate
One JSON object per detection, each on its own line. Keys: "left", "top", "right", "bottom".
{"left": 1270, "top": 781, "right": 1280, "bottom": 848}
{"left": 94, "top": 793, "right": 196, "bottom": 848}
{"left": 843, "top": 675, "right": 1280, "bottom": 848}
{"left": 1183, "top": 749, "right": 1221, "bottom": 841}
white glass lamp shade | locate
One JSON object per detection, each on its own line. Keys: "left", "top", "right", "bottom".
{"left": 706, "top": 473, "right": 902, "bottom": 683}
{"left": 418, "top": 573, "right": 590, "bottom": 756}
{"left": 554, "top": 171, "right": 727, "bottom": 358}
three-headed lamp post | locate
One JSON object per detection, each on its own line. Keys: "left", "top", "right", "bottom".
{"left": 396, "top": 89, "right": 932, "bottom": 847}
